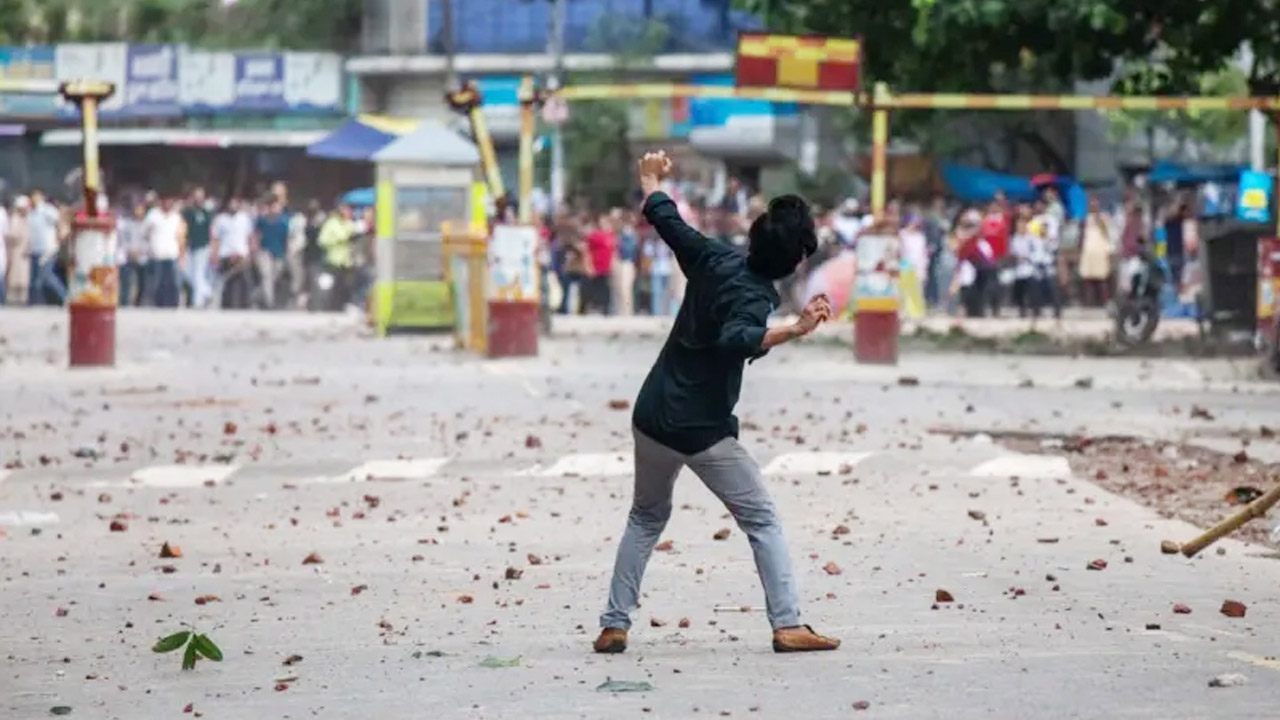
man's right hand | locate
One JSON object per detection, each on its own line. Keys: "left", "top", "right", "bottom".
{"left": 637, "top": 150, "right": 673, "bottom": 197}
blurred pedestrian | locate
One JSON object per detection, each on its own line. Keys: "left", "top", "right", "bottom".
{"left": 117, "top": 201, "right": 149, "bottom": 306}
{"left": 27, "top": 189, "right": 66, "bottom": 306}
{"left": 182, "top": 187, "right": 215, "bottom": 308}
{"left": 144, "top": 197, "right": 185, "bottom": 308}
{"left": 4, "top": 195, "right": 30, "bottom": 305}
{"left": 253, "top": 198, "right": 290, "bottom": 309}
{"left": 1079, "top": 196, "right": 1112, "bottom": 307}
{"left": 610, "top": 210, "right": 637, "bottom": 316}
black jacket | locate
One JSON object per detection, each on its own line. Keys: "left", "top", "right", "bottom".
{"left": 631, "top": 191, "right": 780, "bottom": 455}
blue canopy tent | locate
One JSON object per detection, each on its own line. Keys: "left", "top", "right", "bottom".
{"left": 340, "top": 187, "right": 375, "bottom": 207}
{"left": 941, "top": 163, "right": 1087, "bottom": 219}
{"left": 306, "top": 115, "right": 420, "bottom": 162}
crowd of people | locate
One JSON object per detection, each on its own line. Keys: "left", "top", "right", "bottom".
{"left": 540, "top": 176, "right": 1203, "bottom": 321}
{"left": 0, "top": 183, "right": 375, "bottom": 312}
{"left": 1, "top": 172, "right": 1202, "bottom": 323}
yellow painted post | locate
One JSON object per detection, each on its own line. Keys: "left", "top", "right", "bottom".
{"left": 60, "top": 80, "right": 118, "bottom": 368}
{"left": 469, "top": 107, "right": 505, "bottom": 202}
{"left": 468, "top": 232, "right": 488, "bottom": 355}
{"left": 517, "top": 76, "right": 540, "bottom": 225}
{"left": 447, "top": 83, "right": 506, "bottom": 203}
{"left": 869, "top": 82, "right": 890, "bottom": 217}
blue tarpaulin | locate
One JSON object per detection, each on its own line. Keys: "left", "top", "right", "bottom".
{"left": 941, "top": 164, "right": 1087, "bottom": 219}
{"left": 306, "top": 115, "right": 420, "bottom": 161}
{"left": 306, "top": 120, "right": 395, "bottom": 161}
{"left": 1148, "top": 161, "right": 1246, "bottom": 185}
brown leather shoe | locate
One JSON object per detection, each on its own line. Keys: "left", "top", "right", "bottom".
{"left": 772, "top": 625, "right": 840, "bottom": 653}
{"left": 593, "top": 628, "right": 628, "bottom": 654}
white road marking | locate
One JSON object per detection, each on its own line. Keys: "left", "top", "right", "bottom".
{"left": 0, "top": 469, "right": 10, "bottom": 484}
{"left": 129, "top": 464, "right": 240, "bottom": 488}
{"left": 762, "top": 452, "right": 874, "bottom": 476}
{"left": 1228, "top": 651, "right": 1280, "bottom": 673}
{"left": 1172, "top": 361, "right": 1204, "bottom": 384}
{"left": 968, "top": 454, "right": 1072, "bottom": 480}
{"left": 0, "top": 510, "right": 60, "bottom": 526}
{"left": 481, "top": 362, "right": 543, "bottom": 398}
{"left": 520, "top": 453, "right": 632, "bottom": 477}
{"left": 318, "top": 458, "right": 452, "bottom": 484}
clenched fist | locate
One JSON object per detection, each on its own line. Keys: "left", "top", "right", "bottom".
{"left": 637, "top": 150, "right": 673, "bottom": 196}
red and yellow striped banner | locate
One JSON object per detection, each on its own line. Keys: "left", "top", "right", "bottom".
{"left": 735, "top": 33, "right": 861, "bottom": 93}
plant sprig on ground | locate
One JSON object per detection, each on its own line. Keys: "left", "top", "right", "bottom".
{"left": 152, "top": 630, "right": 224, "bottom": 671}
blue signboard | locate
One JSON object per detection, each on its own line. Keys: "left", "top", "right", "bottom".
{"left": 686, "top": 73, "right": 798, "bottom": 128}
{"left": 179, "top": 49, "right": 343, "bottom": 114}
{"left": 234, "top": 53, "right": 287, "bottom": 111}
{"left": 472, "top": 76, "right": 521, "bottom": 106}
{"left": 122, "top": 44, "right": 180, "bottom": 117}
{"left": 1237, "top": 170, "right": 1272, "bottom": 224}
{"left": 0, "top": 46, "right": 56, "bottom": 117}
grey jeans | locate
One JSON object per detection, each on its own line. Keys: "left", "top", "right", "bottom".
{"left": 601, "top": 427, "right": 801, "bottom": 630}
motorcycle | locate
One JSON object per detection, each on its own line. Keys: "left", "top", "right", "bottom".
{"left": 1113, "top": 247, "right": 1164, "bottom": 348}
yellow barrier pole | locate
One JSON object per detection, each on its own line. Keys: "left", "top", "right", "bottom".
{"left": 60, "top": 80, "right": 118, "bottom": 368}
{"left": 469, "top": 232, "right": 488, "bottom": 355}
{"left": 447, "top": 83, "right": 506, "bottom": 203}
{"left": 517, "top": 76, "right": 542, "bottom": 225}
{"left": 869, "top": 82, "right": 890, "bottom": 217}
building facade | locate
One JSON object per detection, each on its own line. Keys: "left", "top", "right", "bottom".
{"left": 350, "top": 0, "right": 817, "bottom": 198}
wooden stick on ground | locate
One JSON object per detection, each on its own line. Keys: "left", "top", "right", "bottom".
{"left": 1181, "top": 484, "right": 1280, "bottom": 558}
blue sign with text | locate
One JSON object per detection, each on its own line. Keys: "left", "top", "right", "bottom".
{"left": 1237, "top": 170, "right": 1272, "bottom": 224}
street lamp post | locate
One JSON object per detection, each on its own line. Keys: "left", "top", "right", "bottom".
{"left": 60, "top": 80, "right": 119, "bottom": 368}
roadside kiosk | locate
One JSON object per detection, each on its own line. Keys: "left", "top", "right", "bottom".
{"left": 370, "top": 120, "right": 484, "bottom": 335}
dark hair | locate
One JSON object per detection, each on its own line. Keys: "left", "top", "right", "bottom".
{"left": 746, "top": 194, "right": 816, "bottom": 280}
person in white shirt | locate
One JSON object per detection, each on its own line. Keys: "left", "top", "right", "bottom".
{"left": 143, "top": 197, "right": 186, "bottom": 308}
{"left": 27, "top": 189, "right": 66, "bottom": 306}
{"left": 1010, "top": 215, "right": 1048, "bottom": 318}
{"left": 831, "top": 198, "right": 863, "bottom": 247}
{"left": 286, "top": 209, "right": 308, "bottom": 309}
{"left": 210, "top": 198, "right": 255, "bottom": 309}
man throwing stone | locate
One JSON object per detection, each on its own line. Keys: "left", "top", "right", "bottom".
{"left": 594, "top": 150, "right": 839, "bottom": 654}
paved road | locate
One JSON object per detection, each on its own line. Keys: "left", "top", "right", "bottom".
{"left": 2, "top": 309, "right": 1278, "bottom": 719}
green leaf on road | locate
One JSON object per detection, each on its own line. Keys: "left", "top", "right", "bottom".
{"left": 478, "top": 655, "right": 521, "bottom": 668}
{"left": 596, "top": 680, "right": 654, "bottom": 693}
{"left": 192, "top": 634, "right": 224, "bottom": 662}
{"left": 181, "top": 641, "right": 199, "bottom": 671}
{"left": 152, "top": 631, "right": 190, "bottom": 653}
{"left": 50, "top": 707, "right": 72, "bottom": 716}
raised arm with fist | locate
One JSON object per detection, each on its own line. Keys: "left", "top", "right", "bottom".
{"left": 637, "top": 150, "right": 673, "bottom": 197}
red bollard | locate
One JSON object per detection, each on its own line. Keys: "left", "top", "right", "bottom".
{"left": 487, "top": 300, "right": 539, "bottom": 357}
{"left": 67, "top": 211, "right": 118, "bottom": 368}
{"left": 853, "top": 308, "right": 899, "bottom": 364}
{"left": 485, "top": 225, "right": 539, "bottom": 359}
{"left": 851, "top": 229, "right": 900, "bottom": 365}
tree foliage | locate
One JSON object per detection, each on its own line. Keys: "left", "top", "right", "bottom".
{"left": 0, "top": 0, "right": 362, "bottom": 50}
{"left": 737, "top": 0, "right": 1277, "bottom": 168}
{"left": 560, "top": 16, "right": 671, "bottom": 210}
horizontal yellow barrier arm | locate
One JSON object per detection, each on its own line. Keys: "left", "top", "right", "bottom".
{"left": 553, "top": 84, "right": 1280, "bottom": 113}
{"left": 555, "top": 83, "right": 856, "bottom": 106}
{"left": 884, "top": 93, "right": 1280, "bottom": 112}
